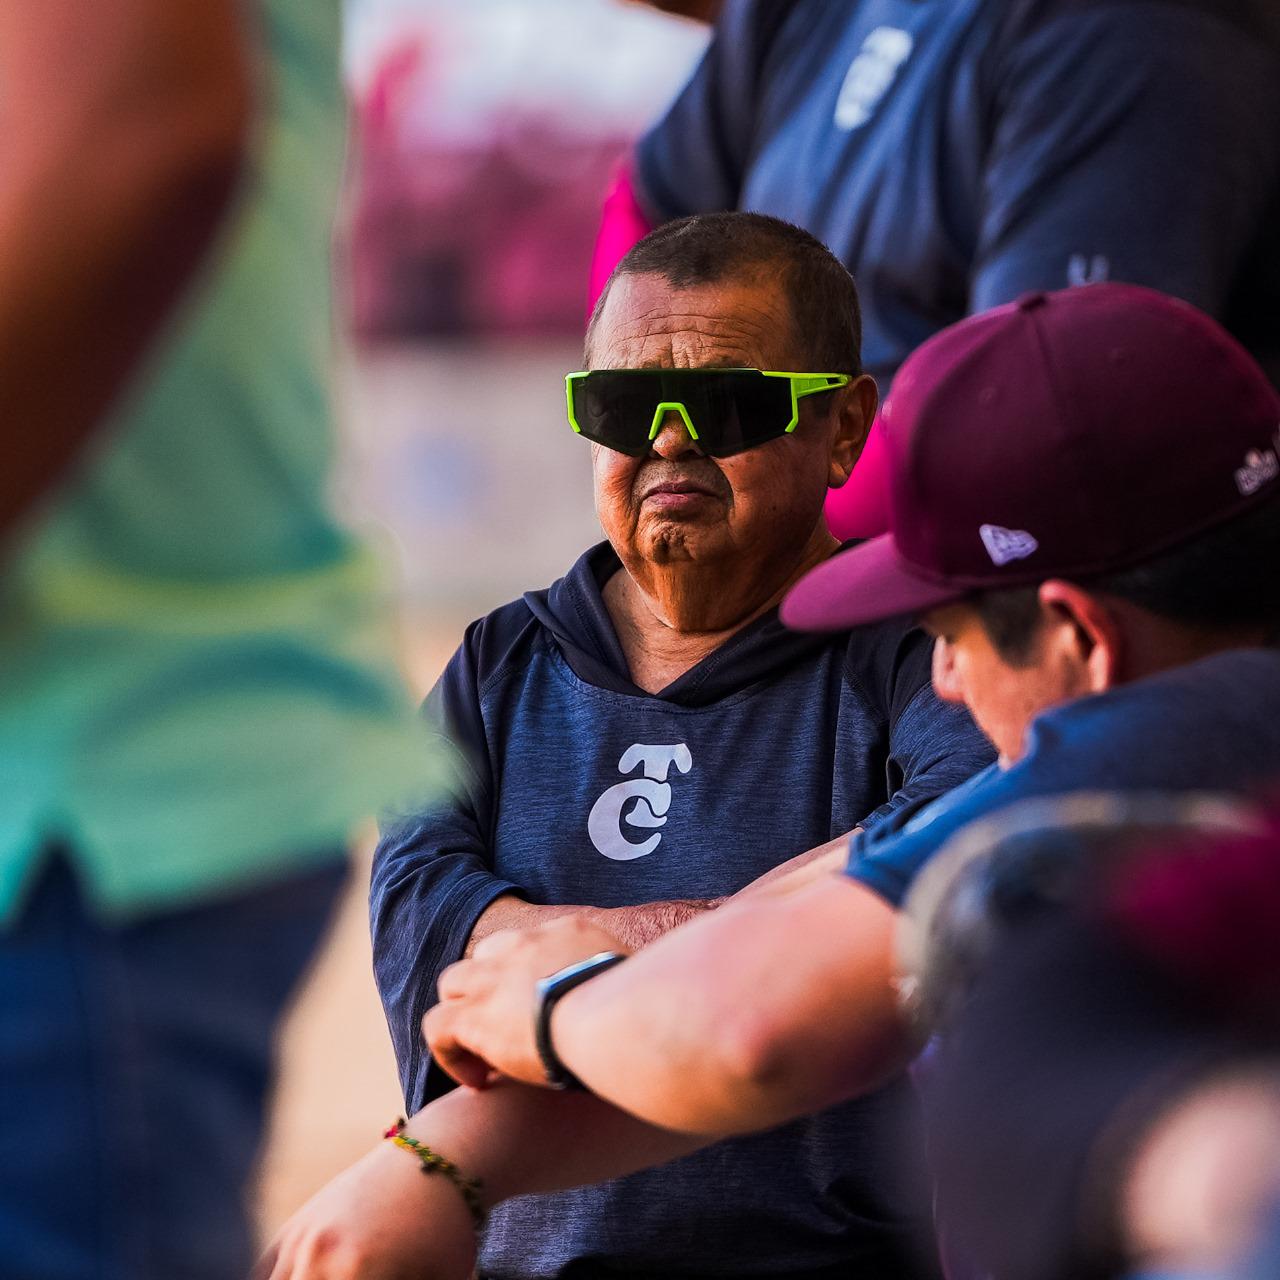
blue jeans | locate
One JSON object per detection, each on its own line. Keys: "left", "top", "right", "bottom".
{"left": 0, "top": 856, "right": 346, "bottom": 1280}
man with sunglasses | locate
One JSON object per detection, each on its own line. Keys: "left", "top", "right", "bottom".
{"left": 357, "top": 212, "right": 991, "bottom": 1280}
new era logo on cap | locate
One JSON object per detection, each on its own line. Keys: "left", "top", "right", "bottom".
{"left": 979, "top": 524, "right": 1039, "bottom": 567}
{"left": 1235, "top": 438, "right": 1279, "bottom": 497}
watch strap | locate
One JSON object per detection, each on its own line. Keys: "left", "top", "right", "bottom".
{"left": 533, "top": 950, "right": 627, "bottom": 1090}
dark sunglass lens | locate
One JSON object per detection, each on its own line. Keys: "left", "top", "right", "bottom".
{"left": 704, "top": 372, "right": 794, "bottom": 455}
{"left": 572, "top": 370, "right": 797, "bottom": 457}
{"left": 573, "top": 374, "right": 653, "bottom": 455}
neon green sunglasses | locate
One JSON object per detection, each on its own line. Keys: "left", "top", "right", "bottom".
{"left": 565, "top": 368, "right": 851, "bottom": 457}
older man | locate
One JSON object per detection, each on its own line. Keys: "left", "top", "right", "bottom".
{"left": 362, "top": 213, "right": 990, "bottom": 1280}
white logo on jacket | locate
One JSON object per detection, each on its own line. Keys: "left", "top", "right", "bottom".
{"left": 834, "top": 27, "right": 914, "bottom": 131}
{"left": 587, "top": 743, "right": 692, "bottom": 861}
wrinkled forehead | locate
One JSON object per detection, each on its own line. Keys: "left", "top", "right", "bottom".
{"left": 587, "top": 272, "right": 803, "bottom": 371}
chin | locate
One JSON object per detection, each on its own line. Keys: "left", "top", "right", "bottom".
{"left": 641, "top": 523, "right": 730, "bottom": 564}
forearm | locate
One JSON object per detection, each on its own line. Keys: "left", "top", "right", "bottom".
{"left": 0, "top": 2, "right": 252, "bottom": 535}
{"left": 258, "top": 1079, "right": 713, "bottom": 1280}
{"left": 467, "top": 893, "right": 718, "bottom": 956}
{"left": 549, "top": 875, "right": 913, "bottom": 1135}
{"left": 731, "top": 832, "right": 853, "bottom": 900}
{"left": 405, "top": 1081, "right": 711, "bottom": 1207}
{"left": 467, "top": 831, "right": 857, "bottom": 956}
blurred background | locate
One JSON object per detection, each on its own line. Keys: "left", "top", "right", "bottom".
{"left": 254, "top": 0, "right": 707, "bottom": 1237}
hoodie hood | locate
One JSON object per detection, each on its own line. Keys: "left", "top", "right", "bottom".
{"left": 522, "top": 541, "right": 851, "bottom": 707}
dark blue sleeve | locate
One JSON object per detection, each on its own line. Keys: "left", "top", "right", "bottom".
{"left": 857, "top": 629, "right": 996, "bottom": 835}
{"left": 632, "top": 0, "right": 792, "bottom": 220}
{"left": 846, "top": 766, "right": 1006, "bottom": 907}
{"left": 369, "top": 622, "right": 522, "bottom": 1110}
{"left": 971, "top": 1, "right": 1280, "bottom": 311}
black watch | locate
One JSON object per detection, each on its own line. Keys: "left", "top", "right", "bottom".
{"left": 533, "top": 951, "right": 628, "bottom": 1090}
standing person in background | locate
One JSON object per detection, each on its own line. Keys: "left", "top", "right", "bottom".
{"left": 0, "top": 5, "right": 434, "bottom": 1278}
{"left": 595, "top": 0, "right": 1280, "bottom": 535}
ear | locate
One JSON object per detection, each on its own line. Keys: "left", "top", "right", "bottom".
{"left": 1037, "top": 580, "right": 1124, "bottom": 693}
{"left": 828, "top": 374, "right": 879, "bottom": 488}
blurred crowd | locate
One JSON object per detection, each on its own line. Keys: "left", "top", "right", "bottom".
{"left": 2, "top": 4, "right": 1279, "bottom": 1280}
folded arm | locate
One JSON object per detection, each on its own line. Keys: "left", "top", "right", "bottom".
{"left": 259, "top": 1079, "right": 714, "bottom": 1280}
{"left": 429, "top": 869, "right": 914, "bottom": 1135}
{"left": 467, "top": 830, "right": 851, "bottom": 955}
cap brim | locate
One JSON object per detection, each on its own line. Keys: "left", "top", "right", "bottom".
{"left": 781, "top": 535, "right": 965, "bottom": 632}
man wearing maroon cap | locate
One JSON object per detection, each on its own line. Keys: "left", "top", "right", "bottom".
{"left": 260, "top": 284, "right": 1280, "bottom": 1280}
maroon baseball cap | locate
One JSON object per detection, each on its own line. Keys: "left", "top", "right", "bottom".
{"left": 782, "top": 284, "right": 1280, "bottom": 632}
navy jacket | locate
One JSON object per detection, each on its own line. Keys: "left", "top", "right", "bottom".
{"left": 638, "top": 0, "right": 1280, "bottom": 389}
{"left": 372, "top": 542, "right": 993, "bottom": 1279}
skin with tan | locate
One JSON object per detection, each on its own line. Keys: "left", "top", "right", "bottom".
{"left": 591, "top": 271, "right": 869, "bottom": 664}
{"left": 467, "top": 270, "right": 875, "bottom": 953}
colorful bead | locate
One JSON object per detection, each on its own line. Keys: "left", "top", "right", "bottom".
{"left": 382, "top": 1117, "right": 486, "bottom": 1231}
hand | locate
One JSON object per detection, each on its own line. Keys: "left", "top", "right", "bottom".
{"left": 253, "top": 1138, "right": 477, "bottom": 1280}
{"left": 426, "top": 915, "right": 630, "bottom": 1089}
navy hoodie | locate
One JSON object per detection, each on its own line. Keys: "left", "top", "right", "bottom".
{"left": 371, "top": 542, "right": 993, "bottom": 1280}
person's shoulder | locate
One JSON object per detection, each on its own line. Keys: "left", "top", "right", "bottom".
{"left": 442, "top": 558, "right": 597, "bottom": 698}
{"left": 837, "top": 614, "right": 936, "bottom": 716}
{"left": 1052, "top": 648, "right": 1280, "bottom": 726}
{"left": 1022, "top": 649, "right": 1280, "bottom": 777}
{"left": 456, "top": 595, "right": 539, "bottom": 672}
{"left": 995, "top": 0, "right": 1280, "bottom": 47}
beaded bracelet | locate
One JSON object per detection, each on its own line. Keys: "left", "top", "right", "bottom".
{"left": 383, "top": 1118, "right": 486, "bottom": 1231}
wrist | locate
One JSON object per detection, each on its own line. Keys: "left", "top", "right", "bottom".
{"left": 361, "top": 1135, "right": 480, "bottom": 1278}
{"left": 384, "top": 1117, "right": 486, "bottom": 1230}
{"left": 535, "top": 951, "right": 628, "bottom": 1089}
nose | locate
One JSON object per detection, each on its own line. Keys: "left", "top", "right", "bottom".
{"left": 649, "top": 410, "right": 704, "bottom": 460}
{"left": 931, "top": 637, "right": 964, "bottom": 704}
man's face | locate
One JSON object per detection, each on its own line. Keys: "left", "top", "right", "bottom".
{"left": 923, "top": 602, "right": 1076, "bottom": 766}
{"left": 585, "top": 272, "right": 854, "bottom": 584}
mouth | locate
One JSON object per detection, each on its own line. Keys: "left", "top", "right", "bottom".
{"left": 642, "top": 480, "right": 719, "bottom": 500}
{"left": 639, "top": 479, "right": 724, "bottom": 513}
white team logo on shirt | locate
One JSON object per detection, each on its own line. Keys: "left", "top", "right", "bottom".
{"left": 834, "top": 27, "right": 914, "bottom": 131}
{"left": 587, "top": 743, "right": 692, "bottom": 861}
{"left": 980, "top": 523, "right": 1039, "bottom": 566}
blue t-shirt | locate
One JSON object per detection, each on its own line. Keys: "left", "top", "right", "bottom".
{"left": 636, "top": 0, "right": 1280, "bottom": 388}
{"left": 846, "top": 648, "right": 1280, "bottom": 907}
{"left": 372, "top": 542, "right": 992, "bottom": 1280}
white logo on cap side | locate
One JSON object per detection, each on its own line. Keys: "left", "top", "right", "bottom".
{"left": 980, "top": 524, "right": 1039, "bottom": 566}
{"left": 1235, "top": 433, "right": 1280, "bottom": 497}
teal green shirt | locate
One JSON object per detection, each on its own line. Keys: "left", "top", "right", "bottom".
{"left": 0, "top": 0, "right": 441, "bottom": 924}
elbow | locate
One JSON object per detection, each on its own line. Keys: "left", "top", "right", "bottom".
{"left": 716, "top": 1015, "right": 801, "bottom": 1122}
{"left": 643, "top": 1014, "right": 811, "bottom": 1137}
{"left": 710, "top": 1005, "right": 907, "bottom": 1134}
